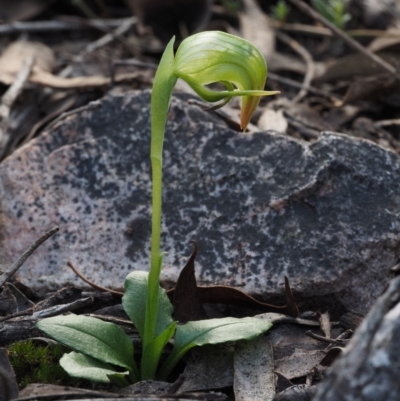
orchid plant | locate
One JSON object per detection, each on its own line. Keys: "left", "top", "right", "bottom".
{"left": 36, "top": 31, "right": 278, "bottom": 386}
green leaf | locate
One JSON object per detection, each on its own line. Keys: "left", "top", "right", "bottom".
{"left": 36, "top": 314, "right": 137, "bottom": 376}
{"left": 158, "top": 317, "right": 272, "bottom": 380}
{"left": 123, "top": 271, "right": 176, "bottom": 380}
{"left": 122, "top": 271, "right": 175, "bottom": 339}
{"left": 60, "top": 352, "right": 129, "bottom": 386}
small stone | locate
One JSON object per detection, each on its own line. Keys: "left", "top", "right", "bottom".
{"left": 0, "top": 91, "right": 399, "bottom": 314}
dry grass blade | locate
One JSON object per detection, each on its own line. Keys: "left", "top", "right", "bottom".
{"left": 67, "top": 261, "right": 123, "bottom": 296}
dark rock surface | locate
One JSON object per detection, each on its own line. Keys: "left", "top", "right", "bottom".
{"left": 313, "top": 276, "right": 400, "bottom": 401}
{"left": 0, "top": 90, "right": 399, "bottom": 313}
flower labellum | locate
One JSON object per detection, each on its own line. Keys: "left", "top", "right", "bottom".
{"left": 173, "top": 31, "right": 279, "bottom": 130}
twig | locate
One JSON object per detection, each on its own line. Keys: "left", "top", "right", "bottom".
{"left": 58, "top": 17, "right": 139, "bottom": 75}
{"left": 269, "top": 19, "right": 333, "bottom": 36}
{"left": 275, "top": 31, "right": 315, "bottom": 103}
{"left": 305, "top": 330, "right": 350, "bottom": 345}
{"left": 269, "top": 20, "right": 400, "bottom": 39}
{"left": 111, "top": 59, "right": 157, "bottom": 87}
{"left": 348, "top": 29, "right": 400, "bottom": 38}
{"left": 325, "top": 329, "right": 353, "bottom": 351}
{"left": 31, "top": 297, "right": 94, "bottom": 319}
{"left": 375, "top": 118, "right": 400, "bottom": 128}
{"left": 87, "top": 314, "right": 134, "bottom": 327}
{"left": 83, "top": 17, "right": 137, "bottom": 55}
{"left": 72, "top": 0, "right": 99, "bottom": 19}
{"left": 285, "top": 113, "right": 320, "bottom": 139}
{"left": 268, "top": 72, "right": 341, "bottom": 101}
{"left": 287, "top": 0, "right": 397, "bottom": 76}
{"left": 0, "top": 17, "right": 136, "bottom": 35}
{"left": 0, "top": 227, "right": 59, "bottom": 287}
{"left": 187, "top": 99, "right": 243, "bottom": 132}
{"left": 84, "top": 16, "right": 139, "bottom": 58}
{"left": 67, "top": 261, "right": 123, "bottom": 296}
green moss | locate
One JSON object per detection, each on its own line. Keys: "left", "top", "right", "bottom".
{"left": 7, "top": 340, "right": 80, "bottom": 389}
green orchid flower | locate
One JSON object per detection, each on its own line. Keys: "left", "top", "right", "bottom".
{"left": 173, "top": 30, "right": 278, "bottom": 129}
{"left": 35, "top": 31, "right": 277, "bottom": 385}
{"left": 147, "top": 30, "right": 279, "bottom": 364}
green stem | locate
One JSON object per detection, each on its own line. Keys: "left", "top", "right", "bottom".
{"left": 142, "top": 36, "right": 177, "bottom": 379}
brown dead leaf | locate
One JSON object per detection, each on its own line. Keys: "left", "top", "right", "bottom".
{"left": 234, "top": 337, "right": 275, "bottom": 401}
{"left": 29, "top": 70, "right": 150, "bottom": 89}
{"left": 338, "top": 311, "right": 364, "bottom": 331}
{"left": 314, "top": 51, "right": 399, "bottom": 84}
{"left": 179, "top": 344, "right": 234, "bottom": 393}
{"left": 341, "top": 73, "right": 398, "bottom": 105}
{"left": 368, "top": 29, "right": 400, "bottom": 53}
{"left": 319, "top": 311, "right": 331, "bottom": 338}
{"left": 284, "top": 102, "right": 335, "bottom": 133}
{"left": 170, "top": 242, "right": 298, "bottom": 321}
{"left": 268, "top": 52, "right": 307, "bottom": 75}
{"left": 0, "top": 40, "right": 55, "bottom": 85}
{"left": 239, "top": 0, "right": 275, "bottom": 62}
{"left": 169, "top": 276, "right": 299, "bottom": 317}
{"left": 319, "top": 347, "right": 343, "bottom": 367}
{"left": 172, "top": 241, "right": 206, "bottom": 323}
{"left": 275, "top": 349, "right": 326, "bottom": 380}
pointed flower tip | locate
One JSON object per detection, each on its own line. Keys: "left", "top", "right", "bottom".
{"left": 240, "top": 91, "right": 281, "bottom": 131}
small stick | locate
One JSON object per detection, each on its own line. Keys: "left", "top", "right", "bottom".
{"left": 325, "top": 329, "right": 353, "bottom": 351}
{"left": 275, "top": 31, "right": 315, "bottom": 103}
{"left": 268, "top": 72, "right": 340, "bottom": 100}
{"left": 287, "top": 0, "right": 397, "bottom": 76}
{"left": 0, "top": 17, "right": 135, "bottom": 35}
{"left": 270, "top": 20, "right": 400, "bottom": 39}
{"left": 67, "top": 261, "right": 123, "bottom": 296}
{"left": 269, "top": 19, "right": 333, "bottom": 36}
{"left": 0, "top": 226, "right": 59, "bottom": 287}
{"left": 305, "top": 330, "right": 350, "bottom": 345}
{"left": 84, "top": 17, "right": 137, "bottom": 55}
{"left": 375, "top": 118, "right": 400, "bottom": 128}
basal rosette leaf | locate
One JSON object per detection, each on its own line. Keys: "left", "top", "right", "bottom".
{"left": 36, "top": 314, "right": 137, "bottom": 378}
{"left": 122, "top": 271, "right": 176, "bottom": 380}
{"left": 158, "top": 316, "right": 273, "bottom": 379}
{"left": 60, "top": 352, "right": 130, "bottom": 386}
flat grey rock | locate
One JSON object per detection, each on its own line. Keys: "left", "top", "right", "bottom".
{"left": 0, "top": 91, "right": 399, "bottom": 314}
{"left": 313, "top": 276, "right": 400, "bottom": 401}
